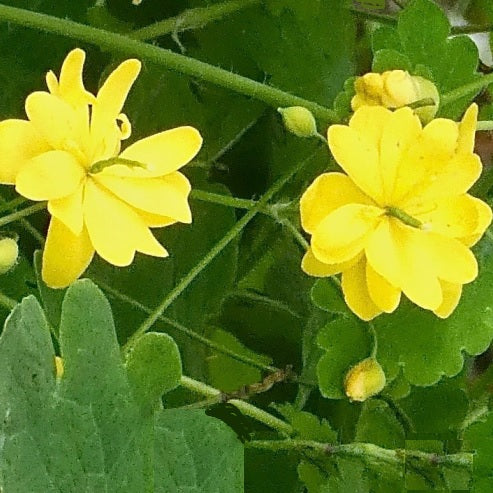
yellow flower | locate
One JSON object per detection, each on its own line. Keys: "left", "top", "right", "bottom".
{"left": 0, "top": 49, "right": 202, "bottom": 288}
{"left": 351, "top": 70, "right": 439, "bottom": 123}
{"left": 300, "top": 104, "right": 492, "bottom": 320}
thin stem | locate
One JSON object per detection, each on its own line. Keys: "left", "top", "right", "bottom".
{"left": 368, "top": 321, "right": 378, "bottom": 359}
{"left": 0, "top": 195, "right": 44, "bottom": 244}
{"left": 123, "top": 152, "right": 315, "bottom": 353}
{"left": 97, "top": 278, "right": 279, "bottom": 372}
{"left": 349, "top": 5, "right": 490, "bottom": 36}
{"left": 180, "top": 375, "right": 221, "bottom": 398}
{"left": 229, "top": 399, "right": 293, "bottom": 435}
{"left": 180, "top": 375, "right": 293, "bottom": 435}
{"left": 0, "top": 202, "right": 46, "bottom": 228}
{"left": 246, "top": 440, "right": 473, "bottom": 470}
{"left": 0, "top": 196, "right": 27, "bottom": 215}
{"left": 349, "top": 7, "right": 396, "bottom": 25}
{"left": 0, "top": 4, "right": 336, "bottom": 122}
{"left": 451, "top": 24, "right": 493, "bottom": 35}
{"left": 190, "top": 189, "right": 257, "bottom": 210}
{"left": 441, "top": 73, "right": 493, "bottom": 109}
{"left": 0, "top": 291, "right": 16, "bottom": 311}
{"left": 280, "top": 219, "right": 309, "bottom": 250}
{"left": 477, "top": 121, "right": 493, "bottom": 132}
{"left": 132, "top": 0, "right": 261, "bottom": 41}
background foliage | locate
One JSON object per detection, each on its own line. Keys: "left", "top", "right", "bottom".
{"left": 1, "top": 0, "right": 493, "bottom": 491}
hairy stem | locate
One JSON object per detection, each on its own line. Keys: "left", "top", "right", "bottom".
{"left": 180, "top": 375, "right": 293, "bottom": 435}
{"left": 0, "top": 4, "right": 336, "bottom": 122}
{"left": 132, "top": 0, "right": 261, "bottom": 41}
{"left": 124, "top": 152, "right": 315, "bottom": 352}
{"left": 0, "top": 202, "right": 46, "bottom": 228}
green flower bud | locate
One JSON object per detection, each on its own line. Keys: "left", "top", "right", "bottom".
{"left": 0, "top": 237, "right": 18, "bottom": 275}
{"left": 278, "top": 106, "right": 317, "bottom": 138}
{"left": 344, "top": 357, "right": 386, "bottom": 402}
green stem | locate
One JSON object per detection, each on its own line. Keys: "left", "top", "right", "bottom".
{"left": 441, "top": 73, "right": 493, "bottom": 109}
{"left": 229, "top": 399, "right": 293, "bottom": 435}
{"left": 368, "top": 321, "right": 378, "bottom": 359}
{"left": 0, "top": 4, "right": 336, "bottom": 122}
{"left": 246, "top": 440, "right": 473, "bottom": 470}
{"left": 180, "top": 375, "right": 293, "bottom": 435}
{"left": 123, "top": 152, "right": 315, "bottom": 353}
{"left": 190, "top": 189, "right": 257, "bottom": 210}
{"left": 0, "top": 196, "right": 27, "bottom": 215}
{"left": 132, "top": 0, "right": 261, "bottom": 41}
{"left": 349, "top": 5, "right": 490, "bottom": 36}
{"left": 0, "top": 202, "right": 46, "bottom": 228}
{"left": 97, "top": 278, "right": 278, "bottom": 372}
{"left": 385, "top": 206, "right": 422, "bottom": 228}
{"left": 0, "top": 291, "right": 16, "bottom": 311}
{"left": 477, "top": 120, "right": 493, "bottom": 132}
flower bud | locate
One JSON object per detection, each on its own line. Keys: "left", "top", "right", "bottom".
{"left": 278, "top": 106, "right": 317, "bottom": 138}
{"left": 351, "top": 70, "right": 439, "bottom": 123}
{"left": 344, "top": 357, "right": 386, "bottom": 402}
{"left": 0, "top": 237, "right": 18, "bottom": 275}
{"left": 54, "top": 356, "right": 64, "bottom": 379}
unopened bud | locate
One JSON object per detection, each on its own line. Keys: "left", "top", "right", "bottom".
{"left": 351, "top": 70, "right": 439, "bottom": 123}
{"left": 344, "top": 357, "right": 386, "bottom": 402}
{"left": 278, "top": 106, "right": 317, "bottom": 138}
{"left": 54, "top": 356, "right": 64, "bottom": 379}
{"left": 0, "top": 237, "right": 18, "bottom": 274}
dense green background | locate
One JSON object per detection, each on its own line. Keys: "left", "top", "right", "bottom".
{"left": 1, "top": 0, "right": 493, "bottom": 491}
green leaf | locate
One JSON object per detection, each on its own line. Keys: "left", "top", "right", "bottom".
{"left": 275, "top": 402, "right": 337, "bottom": 442}
{"left": 206, "top": 327, "right": 272, "bottom": 392}
{"left": 316, "top": 316, "right": 372, "bottom": 399}
{"left": 0, "top": 280, "right": 244, "bottom": 491}
{"left": 371, "top": 0, "right": 481, "bottom": 118}
{"left": 400, "top": 377, "right": 468, "bottom": 437}
{"left": 125, "top": 332, "right": 182, "bottom": 412}
{"left": 355, "top": 400, "right": 405, "bottom": 449}
{"left": 311, "top": 278, "right": 348, "bottom": 316}
{"left": 154, "top": 409, "right": 244, "bottom": 493}
{"left": 463, "top": 412, "right": 493, "bottom": 492}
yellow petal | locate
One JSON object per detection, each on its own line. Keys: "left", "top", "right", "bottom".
{"left": 420, "top": 231, "right": 478, "bottom": 285}
{"left": 300, "top": 172, "right": 374, "bottom": 234}
{"left": 25, "top": 92, "right": 89, "bottom": 153}
{"left": 328, "top": 123, "right": 383, "bottom": 203}
{"left": 341, "top": 257, "right": 382, "bottom": 321}
{"left": 457, "top": 103, "right": 478, "bottom": 154}
{"left": 16, "top": 150, "right": 85, "bottom": 201}
{"left": 311, "top": 204, "right": 383, "bottom": 264}
{"left": 47, "top": 185, "right": 84, "bottom": 235}
{"left": 84, "top": 179, "right": 168, "bottom": 266}
{"left": 400, "top": 153, "right": 482, "bottom": 209}
{"left": 366, "top": 262, "right": 401, "bottom": 313}
{"left": 0, "top": 119, "right": 49, "bottom": 184}
{"left": 348, "top": 104, "right": 392, "bottom": 148}
{"left": 89, "top": 59, "right": 141, "bottom": 159}
{"left": 301, "top": 248, "right": 360, "bottom": 277}
{"left": 113, "top": 127, "right": 203, "bottom": 177}
{"left": 459, "top": 197, "right": 492, "bottom": 246}
{"left": 56, "top": 48, "right": 95, "bottom": 106}
{"left": 412, "top": 194, "right": 482, "bottom": 239}
{"left": 93, "top": 171, "right": 192, "bottom": 223}
{"left": 42, "top": 218, "right": 94, "bottom": 288}
{"left": 138, "top": 211, "right": 177, "bottom": 228}
{"left": 366, "top": 219, "right": 443, "bottom": 310}
{"left": 379, "top": 107, "right": 421, "bottom": 202}
{"left": 433, "top": 281, "right": 462, "bottom": 319}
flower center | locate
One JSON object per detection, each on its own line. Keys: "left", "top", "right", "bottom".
{"left": 384, "top": 206, "right": 422, "bottom": 228}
